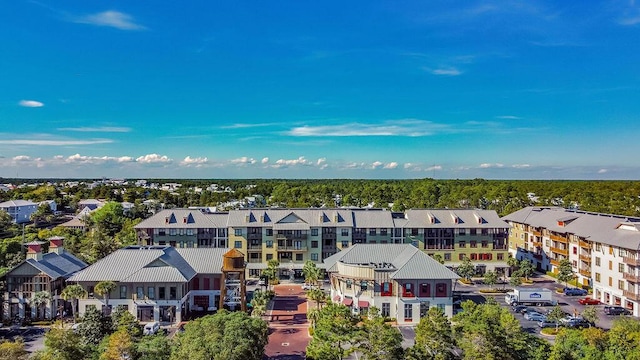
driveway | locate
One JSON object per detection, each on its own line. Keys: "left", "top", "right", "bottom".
{"left": 264, "top": 284, "right": 310, "bottom": 360}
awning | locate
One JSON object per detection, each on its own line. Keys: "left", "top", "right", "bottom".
{"left": 358, "top": 300, "right": 369, "bottom": 308}
{"left": 343, "top": 298, "right": 353, "bottom": 306}
{"left": 333, "top": 295, "right": 341, "bottom": 302}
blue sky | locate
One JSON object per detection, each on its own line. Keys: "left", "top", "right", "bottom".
{"left": 1, "top": 1, "right": 640, "bottom": 179}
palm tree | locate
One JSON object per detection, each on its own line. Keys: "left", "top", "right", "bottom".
{"left": 31, "top": 291, "right": 52, "bottom": 320}
{"left": 61, "top": 284, "right": 87, "bottom": 323}
{"left": 94, "top": 281, "right": 117, "bottom": 314}
{"left": 307, "top": 288, "right": 327, "bottom": 309}
{"left": 307, "top": 308, "right": 320, "bottom": 329}
{"left": 302, "top": 260, "right": 322, "bottom": 286}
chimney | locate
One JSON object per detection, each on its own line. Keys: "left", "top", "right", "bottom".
{"left": 26, "top": 242, "right": 43, "bottom": 261}
{"left": 49, "top": 236, "right": 65, "bottom": 255}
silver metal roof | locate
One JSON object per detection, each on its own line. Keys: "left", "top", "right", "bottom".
{"left": 134, "top": 209, "right": 228, "bottom": 229}
{"left": 175, "top": 248, "right": 228, "bottom": 274}
{"left": 503, "top": 207, "right": 640, "bottom": 250}
{"left": 404, "top": 209, "right": 509, "bottom": 229}
{"left": 351, "top": 209, "right": 395, "bottom": 228}
{"left": 323, "top": 244, "right": 459, "bottom": 281}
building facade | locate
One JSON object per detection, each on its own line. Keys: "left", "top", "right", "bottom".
{"left": 0, "top": 200, "right": 38, "bottom": 223}
{"left": 68, "top": 246, "right": 229, "bottom": 324}
{"left": 3, "top": 237, "right": 87, "bottom": 320}
{"left": 323, "top": 244, "right": 460, "bottom": 324}
{"left": 504, "top": 207, "right": 640, "bottom": 316}
{"left": 135, "top": 208, "right": 510, "bottom": 276}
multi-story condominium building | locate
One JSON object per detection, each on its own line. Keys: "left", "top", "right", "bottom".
{"left": 67, "top": 246, "right": 229, "bottom": 323}
{"left": 0, "top": 199, "right": 38, "bottom": 223}
{"left": 3, "top": 237, "right": 87, "bottom": 320}
{"left": 135, "top": 209, "right": 229, "bottom": 248}
{"left": 135, "top": 208, "right": 510, "bottom": 277}
{"left": 324, "top": 244, "right": 460, "bottom": 324}
{"left": 504, "top": 206, "right": 640, "bottom": 316}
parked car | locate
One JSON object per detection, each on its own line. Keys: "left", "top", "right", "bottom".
{"left": 71, "top": 323, "right": 81, "bottom": 332}
{"left": 578, "top": 297, "right": 601, "bottom": 305}
{"left": 604, "top": 306, "right": 630, "bottom": 315}
{"left": 564, "top": 287, "right": 588, "bottom": 296}
{"left": 143, "top": 321, "right": 160, "bottom": 335}
{"left": 563, "top": 318, "right": 593, "bottom": 329}
{"left": 512, "top": 305, "right": 530, "bottom": 314}
{"left": 257, "top": 279, "right": 266, "bottom": 286}
{"left": 538, "top": 319, "right": 559, "bottom": 328}
{"left": 524, "top": 311, "right": 547, "bottom": 322}
{"left": 302, "top": 283, "right": 313, "bottom": 290}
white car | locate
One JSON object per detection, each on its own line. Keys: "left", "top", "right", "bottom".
{"left": 302, "top": 283, "right": 313, "bottom": 290}
{"left": 143, "top": 321, "right": 160, "bottom": 335}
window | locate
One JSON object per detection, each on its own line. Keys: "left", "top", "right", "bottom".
{"left": 470, "top": 241, "right": 477, "bottom": 248}
{"left": 618, "top": 280, "right": 625, "bottom": 290}
{"left": 341, "top": 229, "right": 349, "bottom": 236}
{"left": 420, "top": 283, "right": 431, "bottom": 297}
{"left": 481, "top": 241, "right": 488, "bottom": 248}
{"left": 380, "top": 228, "right": 387, "bottom": 236}
{"left": 573, "top": 247, "right": 578, "bottom": 255}
{"left": 459, "top": 241, "right": 466, "bottom": 248}
{"left": 170, "top": 228, "right": 177, "bottom": 236}
{"left": 619, "top": 263, "right": 625, "bottom": 273}
{"left": 609, "top": 247, "right": 614, "bottom": 255}
{"left": 595, "top": 273, "right": 601, "bottom": 282}
{"left": 458, "top": 228, "right": 466, "bottom": 235}
{"left": 360, "top": 281, "right": 368, "bottom": 291}
{"left": 435, "top": 283, "right": 447, "bottom": 297}
{"left": 609, "top": 277, "right": 613, "bottom": 286}
{"left": 609, "top": 261, "right": 613, "bottom": 270}
{"left": 266, "top": 229, "right": 273, "bottom": 236}
{"left": 369, "top": 228, "right": 376, "bottom": 236}
{"left": 311, "top": 241, "right": 318, "bottom": 248}
{"left": 346, "top": 280, "right": 352, "bottom": 289}
{"left": 619, "top": 248, "right": 626, "bottom": 257}
{"left": 470, "top": 253, "right": 477, "bottom": 260}
{"left": 381, "top": 282, "right": 392, "bottom": 296}
{"left": 296, "top": 254, "right": 303, "bottom": 261}
{"left": 231, "top": 241, "right": 240, "bottom": 249}
{"left": 148, "top": 287, "right": 155, "bottom": 300}
{"left": 595, "top": 257, "right": 601, "bottom": 266}
{"left": 341, "top": 241, "right": 349, "bottom": 248}
{"left": 137, "top": 287, "right": 144, "bottom": 300}
{"left": 403, "top": 283, "right": 414, "bottom": 297}
{"left": 310, "top": 253, "right": 318, "bottom": 261}
{"left": 159, "top": 287, "right": 165, "bottom": 300}
{"left": 120, "top": 285, "right": 127, "bottom": 299}
{"left": 311, "top": 229, "right": 318, "bottom": 236}
{"left": 170, "top": 287, "right": 177, "bottom": 300}
{"left": 234, "top": 229, "right": 242, "bottom": 236}
{"left": 266, "top": 240, "right": 273, "bottom": 248}
{"left": 382, "top": 303, "right": 390, "bottom": 317}
{"left": 459, "top": 253, "right": 465, "bottom": 261}
{"left": 186, "top": 229, "right": 193, "bottom": 236}
{"left": 266, "top": 254, "right": 273, "bottom": 260}
{"left": 404, "top": 304, "right": 413, "bottom": 320}
{"left": 497, "top": 253, "right": 504, "bottom": 261}
{"left": 470, "top": 228, "right": 477, "bottom": 235}
{"left": 411, "top": 228, "right": 419, "bottom": 236}
{"left": 596, "top": 243, "right": 602, "bottom": 251}
{"left": 444, "top": 253, "right": 451, "bottom": 261}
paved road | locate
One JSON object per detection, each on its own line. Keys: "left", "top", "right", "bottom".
{"left": 0, "top": 326, "right": 47, "bottom": 353}
{"left": 263, "top": 284, "right": 310, "bottom": 360}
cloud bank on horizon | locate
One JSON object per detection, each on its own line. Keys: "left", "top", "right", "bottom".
{"left": 1, "top": 0, "right": 639, "bottom": 179}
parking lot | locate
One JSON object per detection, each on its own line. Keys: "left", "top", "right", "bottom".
{"left": 0, "top": 326, "right": 47, "bottom": 353}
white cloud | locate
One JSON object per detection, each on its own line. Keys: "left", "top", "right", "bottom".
{"left": 58, "top": 126, "right": 131, "bottom": 133}
{"left": 425, "top": 165, "right": 442, "bottom": 172}
{"left": 479, "top": 163, "right": 504, "bottom": 168}
{"left": 180, "top": 156, "right": 208, "bottom": 166}
{"left": 512, "top": 164, "right": 531, "bottom": 168}
{"left": 384, "top": 162, "right": 398, "bottom": 169}
{"left": 12, "top": 155, "right": 31, "bottom": 161}
{"left": 273, "top": 156, "right": 312, "bottom": 168}
{"left": 261, "top": 157, "right": 270, "bottom": 164}
{"left": 222, "top": 123, "right": 278, "bottom": 129}
{"left": 288, "top": 119, "right": 449, "bottom": 137}
{"left": 0, "top": 139, "right": 113, "bottom": 146}
{"left": 74, "top": 10, "right": 146, "bottom": 30}
{"left": 496, "top": 115, "right": 522, "bottom": 120}
{"left": 135, "top": 154, "right": 172, "bottom": 164}
{"left": 231, "top": 157, "right": 257, "bottom": 165}
{"left": 598, "top": 168, "right": 608, "bottom": 174}
{"left": 19, "top": 100, "right": 44, "bottom": 107}
{"left": 371, "top": 161, "right": 384, "bottom": 169}
{"left": 66, "top": 153, "right": 134, "bottom": 164}
{"left": 430, "top": 67, "right": 462, "bottom": 76}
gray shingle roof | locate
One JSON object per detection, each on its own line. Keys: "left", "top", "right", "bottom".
{"left": 323, "top": 244, "right": 459, "bottom": 280}
{"left": 22, "top": 252, "right": 87, "bottom": 280}
{"left": 502, "top": 207, "right": 640, "bottom": 250}
{"left": 227, "top": 209, "right": 355, "bottom": 228}
{"left": 134, "top": 209, "right": 227, "bottom": 229}
{"left": 404, "top": 209, "right": 509, "bottom": 228}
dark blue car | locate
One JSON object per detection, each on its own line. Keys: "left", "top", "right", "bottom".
{"left": 564, "top": 287, "right": 587, "bottom": 296}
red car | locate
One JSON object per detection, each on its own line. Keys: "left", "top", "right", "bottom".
{"left": 578, "top": 297, "right": 601, "bottom": 305}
